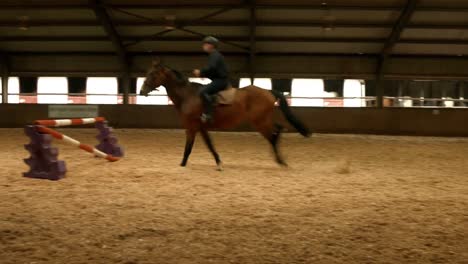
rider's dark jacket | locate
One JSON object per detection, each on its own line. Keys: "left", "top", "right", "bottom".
{"left": 200, "top": 50, "right": 229, "bottom": 80}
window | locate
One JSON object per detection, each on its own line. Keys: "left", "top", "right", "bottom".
{"left": 291, "top": 79, "right": 324, "bottom": 107}
{"left": 343, "top": 79, "right": 366, "bottom": 107}
{"left": 0, "top": 77, "right": 20, "bottom": 103}
{"left": 239, "top": 78, "right": 272, "bottom": 90}
{"left": 86, "top": 77, "right": 118, "bottom": 104}
{"left": 136, "top": 78, "right": 169, "bottom": 105}
{"left": 442, "top": 97, "right": 455, "bottom": 108}
{"left": 37, "top": 77, "right": 68, "bottom": 104}
{"left": 401, "top": 96, "right": 413, "bottom": 107}
{"left": 239, "top": 78, "right": 251, "bottom": 88}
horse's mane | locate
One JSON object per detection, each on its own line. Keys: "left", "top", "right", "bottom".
{"left": 166, "top": 66, "right": 188, "bottom": 84}
{"left": 166, "top": 66, "right": 203, "bottom": 92}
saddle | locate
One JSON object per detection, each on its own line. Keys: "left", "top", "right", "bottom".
{"left": 214, "top": 87, "right": 237, "bottom": 105}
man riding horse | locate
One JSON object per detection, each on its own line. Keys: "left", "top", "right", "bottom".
{"left": 193, "top": 36, "right": 229, "bottom": 123}
{"left": 139, "top": 36, "right": 311, "bottom": 169}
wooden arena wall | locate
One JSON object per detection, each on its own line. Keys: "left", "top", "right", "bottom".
{"left": 1, "top": 105, "right": 467, "bottom": 137}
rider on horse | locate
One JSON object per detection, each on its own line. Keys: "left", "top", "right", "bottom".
{"left": 193, "top": 36, "right": 230, "bottom": 123}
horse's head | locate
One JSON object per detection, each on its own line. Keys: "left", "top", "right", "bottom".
{"left": 140, "top": 58, "right": 168, "bottom": 96}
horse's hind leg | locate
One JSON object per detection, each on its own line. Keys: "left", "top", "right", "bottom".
{"left": 270, "top": 123, "right": 287, "bottom": 166}
{"left": 180, "top": 130, "right": 196, "bottom": 167}
{"left": 255, "top": 120, "right": 287, "bottom": 166}
{"left": 200, "top": 129, "right": 223, "bottom": 171}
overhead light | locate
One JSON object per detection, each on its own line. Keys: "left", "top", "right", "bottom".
{"left": 164, "top": 15, "right": 176, "bottom": 30}
{"left": 18, "top": 16, "right": 29, "bottom": 31}
{"left": 321, "top": 14, "right": 335, "bottom": 31}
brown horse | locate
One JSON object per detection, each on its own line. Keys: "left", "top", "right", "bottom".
{"left": 140, "top": 59, "right": 311, "bottom": 170}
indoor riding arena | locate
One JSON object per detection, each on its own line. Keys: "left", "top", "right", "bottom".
{"left": 0, "top": 1, "right": 467, "bottom": 264}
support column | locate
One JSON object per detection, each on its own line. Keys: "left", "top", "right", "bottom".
{"left": 396, "top": 80, "right": 404, "bottom": 107}
{"left": 457, "top": 81, "right": 465, "bottom": 107}
{"left": 121, "top": 73, "right": 131, "bottom": 105}
{"left": 440, "top": 83, "right": 447, "bottom": 107}
{"left": 1, "top": 54, "right": 9, "bottom": 104}
{"left": 375, "top": 57, "right": 385, "bottom": 108}
{"left": 419, "top": 84, "right": 425, "bottom": 106}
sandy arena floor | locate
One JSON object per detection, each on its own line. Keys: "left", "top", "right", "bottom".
{"left": 0, "top": 128, "right": 467, "bottom": 264}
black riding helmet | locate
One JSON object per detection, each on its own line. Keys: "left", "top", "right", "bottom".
{"left": 203, "top": 36, "right": 219, "bottom": 48}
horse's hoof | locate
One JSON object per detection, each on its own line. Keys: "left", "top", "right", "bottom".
{"left": 278, "top": 161, "right": 288, "bottom": 167}
{"left": 216, "top": 163, "right": 224, "bottom": 171}
{"left": 180, "top": 163, "right": 187, "bottom": 167}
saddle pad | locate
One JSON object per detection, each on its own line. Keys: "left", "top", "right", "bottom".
{"left": 216, "top": 87, "right": 237, "bottom": 105}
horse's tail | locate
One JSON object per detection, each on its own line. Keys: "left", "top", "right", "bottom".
{"left": 271, "top": 90, "right": 311, "bottom": 137}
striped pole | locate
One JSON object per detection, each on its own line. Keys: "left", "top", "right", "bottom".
{"left": 34, "top": 117, "right": 106, "bottom": 127}
{"left": 36, "top": 126, "right": 119, "bottom": 162}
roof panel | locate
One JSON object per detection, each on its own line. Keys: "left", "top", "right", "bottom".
{"left": 108, "top": 0, "right": 241, "bottom": 5}
{"left": 256, "top": 42, "right": 382, "bottom": 53}
{"left": 0, "top": 41, "right": 114, "bottom": 52}
{"left": 109, "top": 8, "right": 248, "bottom": 22}
{"left": 0, "top": 27, "right": 105, "bottom": 37}
{"left": 256, "top": 0, "right": 406, "bottom": 7}
{"left": 0, "top": 9, "right": 96, "bottom": 21}
{"left": 0, "top": 0, "right": 89, "bottom": 6}
{"left": 257, "top": 9, "right": 400, "bottom": 23}
{"left": 104, "top": 0, "right": 407, "bottom": 7}
{"left": 117, "top": 26, "right": 169, "bottom": 36}
{"left": 401, "top": 28, "right": 468, "bottom": 40}
{"left": 419, "top": 0, "right": 468, "bottom": 8}
{"left": 127, "top": 41, "right": 244, "bottom": 53}
{"left": 117, "top": 26, "right": 248, "bottom": 38}
{"left": 256, "top": 27, "right": 390, "bottom": 38}
{"left": 411, "top": 11, "right": 468, "bottom": 24}
{"left": 0, "top": 0, "right": 466, "bottom": 58}
{"left": 393, "top": 43, "right": 468, "bottom": 55}
{"left": 183, "top": 26, "right": 249, "bottom": 37}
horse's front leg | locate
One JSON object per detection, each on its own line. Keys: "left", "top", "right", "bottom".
{"left": 180, "top": 129, "right": 197, "bottom": 167}
{"left": 200, "top": 129, "right": 223, "bottom": 171}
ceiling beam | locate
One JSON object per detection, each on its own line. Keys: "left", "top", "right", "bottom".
{"left": 119, "top": 5, "right": 247, "bottom": 50}
{"left": 8, "top": 51, "right": 467, "bottom": 60}
{"left": 89, "top": 0, "right": 130, "bottom": 104}
{"left": 2, "top": 36, "right": 467, "bottom": 45}
{"left": 7, "top": 51, "right": 376, "bottom": 57}
{"left": 0, "top": 3, "right": 467, "bottom": 12}
{"left": 89, "top": 0, "right": 128, "bottom": 69}
{"left": 376, "top": 0, "right": 420, "bottom": 108}
{"left": 381, "top": 1, "right": 420, "bottom": 56}
{"left": 1, "top": 20, "right": 467, "bottom": 30}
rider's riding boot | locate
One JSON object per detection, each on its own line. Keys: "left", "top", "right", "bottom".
{"left": 201, "top": 93, "right": 214, "bottom": 123}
